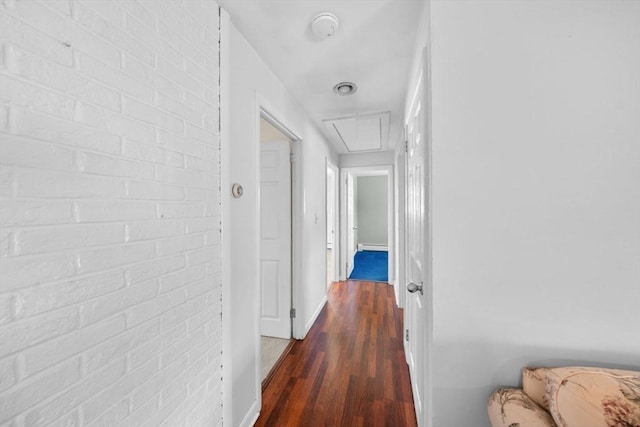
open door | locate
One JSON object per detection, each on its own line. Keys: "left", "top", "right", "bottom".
{"left": 260, "top": 139, "right": 291, "bottom": 339}
{"left": 346, "top": 173, "right": 357, "bottom": 278}
{"left": 405, "top": 64, "right": 429, "bottom": 426}
{"left": 326, "top": 163, "right": 338, "bottom": 289}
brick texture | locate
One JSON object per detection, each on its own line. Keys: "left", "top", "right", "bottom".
{"left": 0, "top": 0, "right": 222, "bottom": 425}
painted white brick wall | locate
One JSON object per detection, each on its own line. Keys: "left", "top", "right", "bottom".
{"left": 0, "top": 1, "right": 222, "bottom": 426}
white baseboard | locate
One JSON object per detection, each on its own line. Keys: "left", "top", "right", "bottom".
{"left": 303, "top": 295, "right": 328, "bottom": 338}
{"left": 238, "top": 399, "right": 260, "bottom": 427}
{"left": 392, "top": 279, "right": 402, "bottom": 308}
{"left": 358, "top": 243, "right": 388, "bottom": 251}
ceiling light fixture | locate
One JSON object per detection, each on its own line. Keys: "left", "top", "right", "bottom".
{"left": 311, "top": 12, "right": 339, "bottom": 39}
{"left": 333, "top": 82, "right": 357, "bottom": 96}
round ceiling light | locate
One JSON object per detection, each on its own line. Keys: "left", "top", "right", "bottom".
{"left": 311, "top": 13, "right": 339, "bottom": 39}
{"left": 333, "top": 82, "right": 358, "bottom": 96}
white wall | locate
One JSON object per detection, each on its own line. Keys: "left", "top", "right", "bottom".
{"left": 300, "top": 125, "right": 340, "bottom": 330}
{"left": 0, "top": 1, "right": 222, "bottom": 426}
{"left": 221, "top": 15, "right": 338, "bottom": 427}
{"left": 356, "top": 176, "right": 388, "bottom": 246}
{"left": 427, "top": 0, "right": 640, "bottom": 424}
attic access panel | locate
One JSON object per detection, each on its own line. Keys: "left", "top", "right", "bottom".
{"left": 323, "top": 112, "right": 390, "bottom": 152}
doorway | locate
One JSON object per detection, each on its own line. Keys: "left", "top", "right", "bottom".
{"left": 259, "top": 116, "right": 293, "bottom": 380}
{"left": 340, "top": 166, "right": 394, "bottom": 286}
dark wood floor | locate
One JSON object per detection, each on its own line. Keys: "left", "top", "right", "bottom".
{"left": 256, "top": 280, "right": 417, "bottom": 427}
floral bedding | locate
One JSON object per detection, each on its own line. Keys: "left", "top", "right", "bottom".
{"left": 488, "top": 366, "right": 640, "bottom": 427}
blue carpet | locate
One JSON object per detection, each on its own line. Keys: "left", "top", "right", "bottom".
{"left": 348, "top": 250, "right": 388, "bottom": 282}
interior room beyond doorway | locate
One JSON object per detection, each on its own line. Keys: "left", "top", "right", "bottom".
{"left": 350, "top": 174, "right": 389, "bottom": 282}
{"left": 340, "top": 165, "right": 394, "bottom": 286}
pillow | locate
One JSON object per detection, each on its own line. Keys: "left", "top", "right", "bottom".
{"left": 545, "top": 366, "right": 640, "bottom": 427}
{"left": 488, "top": 388, "right": 557, "bottom": 427}
{"left": 523, "top": 367, "right": 551, "bottom": 410}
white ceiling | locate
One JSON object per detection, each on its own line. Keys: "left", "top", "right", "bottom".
{"left": 324, "top": 112, "right": 389, "bottom": 153}
{"left": 218, "top": 0, "right": 425, "bottom": 154}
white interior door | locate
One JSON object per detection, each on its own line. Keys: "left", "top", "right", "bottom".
{"left": 405, "top": 70, "right": 427, "bottom": 426}
{"left": 326, "top": 167, "right": 335, "bottom": 249}
{"left": 260, "top": 140, "right": 291, "bottom": 338}
{"left": 326, "top": 164, "right": 338, "bottom": 290}
{"left": 346, "top": 174, "right": 357, "bottom": 277}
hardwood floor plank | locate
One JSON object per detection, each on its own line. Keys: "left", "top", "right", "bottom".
{"left": 256, "top": 280, "right": 417, "bottom": 426}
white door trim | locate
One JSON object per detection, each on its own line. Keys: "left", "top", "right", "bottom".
{"left": 422, "top": 44, "right": 434, "bottom": 427}
{"left": 395, "top": 147, "right": 407, "bottom": 309}
{"left": 255, "top": 96, "right": 305, "bottom": 345}
{"left": 339, "top": 165, "right": 394, "bottom": 288}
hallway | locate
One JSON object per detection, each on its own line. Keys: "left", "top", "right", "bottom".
{"left": 2, "top": 1, "right": 638, "bottom": 426}
{"left": 256, "top": 281, "right": 416, "bottom": 426}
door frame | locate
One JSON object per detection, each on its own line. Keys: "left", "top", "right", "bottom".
{"left": 257, "top": 100, "right": 304, "bottom": 344}
{"left": 339, "top": 165, "right": 394, "bottom": 287}
{"left": 326, "top": 159, "right": 339, "bottom": 289}
{"left": 395, "top": 147, "right": 408, "bottom": 309}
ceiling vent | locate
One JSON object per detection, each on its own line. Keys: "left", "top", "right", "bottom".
{"left": 323, "top": 112, "right": 390, "bottom": 152}
{"left": 333, "top": 82, "right": 357, "bottom": 96}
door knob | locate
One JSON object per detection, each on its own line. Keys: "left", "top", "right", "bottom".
{"left": 407, "top": 282, "right": 423, "bottom": 295}
{"left": 231, "top": 183, "right": 244, "bottom": 198}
